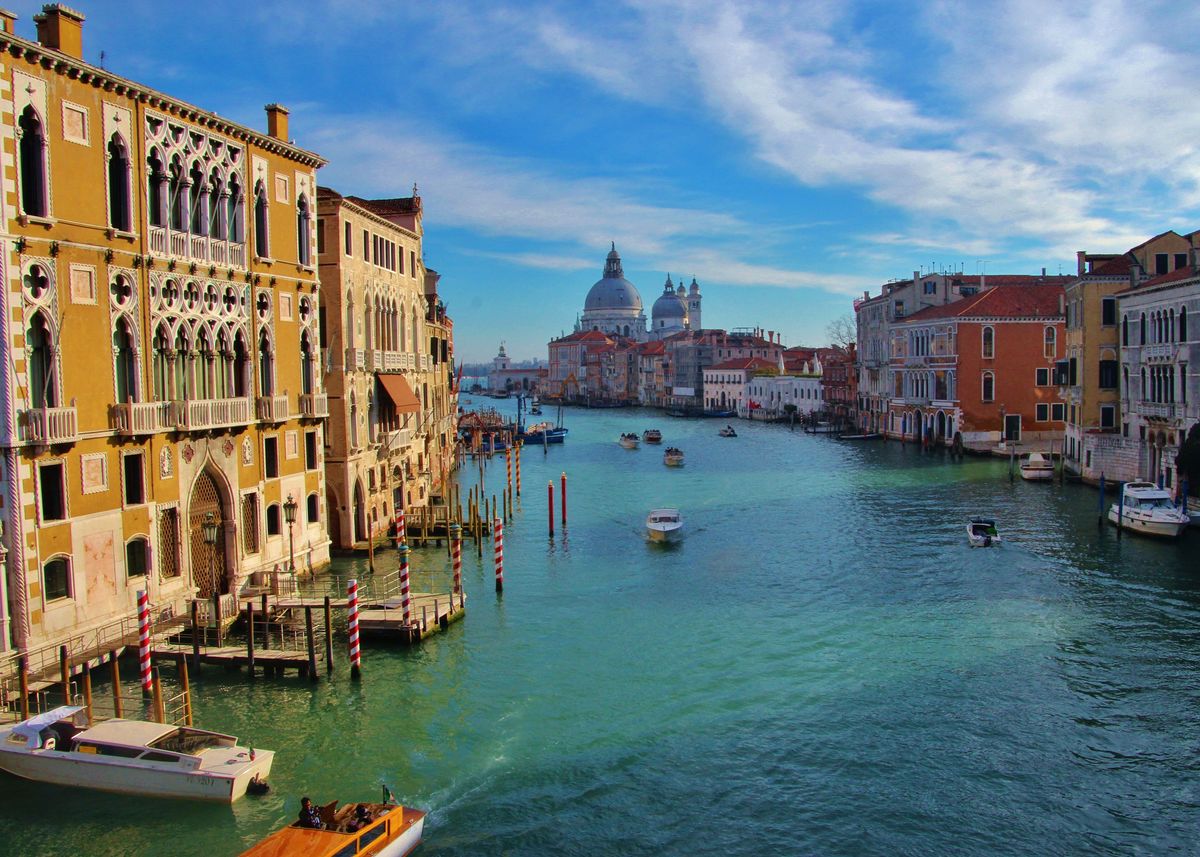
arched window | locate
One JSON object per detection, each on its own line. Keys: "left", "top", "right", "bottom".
{"left": 42, "top": 555, "right": 71, "bottom": 601}
{"left": 258, "top": 328, "right": 274, "bottom": 396}
{"left": 306, "top": 492, "right": 319, "bottom": 524}
{"left": 174, "top": 328, "right": 191, "bottom": 400}
{"left": 1043, "top": 326, "right": 1056, "bottom": 358}
{"left": 107, "top": 135, "right": 132, "bottom": 232}
{"left": 349, "top": 394, "right": 359, "bottom": 449}
{"left": 18, "top": 106, "right": 47, "bottom": 217}
{"left": 253, "top": 181, "right": 269, "bottom": 258}
{"left": 1139, "top": 313, "right": 1147, "bottom": 345}
{"left": 364, "top": 304, "right": 374, "bottom": 351}
{"left": 125, "top": 537, "right": 149, "bottom": 579}
{"left": 981, "top": 326, "right": 994, "bottom": 359}
{"left": 296, "top": 194, "right": 311, "bottom": 265}
{"left": 168, "top": 156, "right": 185, "bottom": 231}
{"left": 266, "top": 503, "right": 281, "bottom": 536}
{"left": 189, "top": 162, "right": 206, "bottom": 234}
{"left": 981, "top": 371, "right": 994, "bottom": 402}
{"left": 113, "top": 318, "right": 137, "bottom": 404}
{"left": 208, "top": 171, "right": 225, "bottom": 239}
{"left": 214, "top": 330, "right": 230, "bottom": 399}
{"left": 233, "top": 332, "right": 249, "bottom": 397}
{"left": 1181, "top": 307, "right": 1189, "bottom": 342}
{"left": 1122, "top": 314, "right": 1129, "bottom": 346}
{"left": 300, "top": 331, "right": 315, "bottom": 396}
{"left": 1169, "top": 309, "right": 1176, "bottom": 343}
{"left": 228, "top": 175, "right": 244, "bottom": 243}
{"left": 1140, "top": 367, "right": 1146, "bottom": 401}
{"left": 197, "top": 329, "right": 213, "bottom": 400}
{"left": 27, "top": 311, "right": 57, "bottom": 408}
{"left": 147, "top": 149, "right": 167, "bottom": 228}
{"left": 152, "top": 325, "right": 171, "bottom": 400}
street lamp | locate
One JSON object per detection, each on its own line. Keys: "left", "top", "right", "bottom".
{"left": 201, "top": 512, "right": 218, "bottom": 595}
{"left": 283, "top": 493, "right": 298, "bottom": 574}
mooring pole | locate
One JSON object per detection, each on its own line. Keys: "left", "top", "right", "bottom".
{"left": 324, "top": 595, "right": 334, "bottom": 673}
{"left": 548, "top": 481, "right": 555, "bottom": 537}
{"left": 561, "top": 472, "right": 568, "bottom": 527}
{"left": 246, "top": 601, "right": 256, "bottom": 679}
{"left": 1098, "top": 473, "right": 1106, "bottom": 529}
{"left": 110, "top": 651, "right": 123, "bottom": 718}
{"left": 305, "top": 607, "right": 318, "bottom": 682}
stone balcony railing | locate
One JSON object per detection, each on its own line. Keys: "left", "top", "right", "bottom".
{"left": 1133, "top": 400, "right": 1179, "bottom": 420}
{"left": 1141, "top": 343, "right": 1177, "bottom": 361}
{"left": 256, "top": 394, "right": 290, "bottom": 423}
{"left": 345, "top": 348, "right": 365, "bottom": 371}
{"left": 300, "top": 392, "right": 329, "bottom": 418}
{"left": 175, "top": 397, "right": 252, "bottom": 431}
{"left": 149, "top": 225, "right": 247, "bottom": 270}
{"left": 111, "top": 401, "right": 177, "bottom": 436}
{"left": 21, "top": 402, "right": 79, "bottom": 445}
{"left": 383, "top": 351, "right": 403, "bottom": 371}
{"left": 370, "top": 350, "right": 384, "bottom": 371}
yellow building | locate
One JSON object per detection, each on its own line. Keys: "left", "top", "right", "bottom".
{"left": 1064, "top": 231, "right": 1194, "bottom": 482}
{"left": 0, "top": 5, "right": 331, "bottom": 657}
{"left": 316, "top": 188, "right": 457, "bottom": 549}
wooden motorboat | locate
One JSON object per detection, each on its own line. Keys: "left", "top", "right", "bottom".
{"left": 718, "top": 425, "right": 737, "bottom": 438}
{"left": 619, "top": 433, "right": 640, "bottom": 449}
{"left": 663, "top": 447, "right": 684, "bottom": 467}
{"left": 0, "top": 707, "right": 274, "bottom": 802}
{"left": 241, "top": 800, "right": 426, "bottom": 857}
{"left": 1108, "top": 482, "right": 1190, "bottom": 538}
{"left": 1019, "top": 452, "right": 1054, "bottom": 481}
{"left": 967, "top": 517, "right": 1001, "bottom": 547}
{"left": 646, "top": 508, "right": 683, "bottom": 542}
{"left": 642, "top": 429, "right": 663, "bottom": 444}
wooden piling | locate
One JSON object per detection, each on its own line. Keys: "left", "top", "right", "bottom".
{"left": 261, "top": 593, "right": 270, "bottom": 650}
{"left": 82, "top": 663, "right": 93, "bottom": 725}
{"left": 110, "top": 651, "right": 123, "bottom": 718}
{"left": 152, "top": 668, "right": 165, "bottom": 723}
{"left": 190, "top": 600, "right": 202, "bottom": 671}
{"left": 18, "top": 655, "right": 29, "bottom": 720}
{"left": 305, "top": 607, "right": 318, "bottom": 682}
{"left": 177, "top": 654, "right": 193, "bottom": 727}
{"left": 213, "top": 593, "right": 224, "bottom": 648}
{"left": 548, "top": 481, "right": 555, "bottom": 537}
{"left": 324, "top": 595, "right": 334, "bottom": 673}
{"left": 561, "top": 472, "right": 568, "bottom": 526}
{"left": 60, "top": 645, "right": 71, "bottom": 707}
{"left": 246, "top": 601, "right": 257, "bottom": 679}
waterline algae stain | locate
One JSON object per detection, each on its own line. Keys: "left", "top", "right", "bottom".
{"left": 1, "top": 402, "right": 1196, "bottom": 856}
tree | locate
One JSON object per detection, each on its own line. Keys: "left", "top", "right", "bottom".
{"left": 1177, "top": 422, "right": 1200, "bottom": 496}
{"left": 826, "top": 314, "right": 856, "bottom": 350}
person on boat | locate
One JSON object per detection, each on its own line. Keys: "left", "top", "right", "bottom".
{"left": 347, "top": 804, "right": 373, "bottom": 832}
{"left": 298, "top": 796, "right": 324, "bottom": 829}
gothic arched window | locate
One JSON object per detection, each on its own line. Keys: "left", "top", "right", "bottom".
{"left": 107, "top": 135, "right": 132, "bottom": 232}
{"left": 113, "top": 318, "right": 137, "bottom": 404}
{"left": 254, "top": 181, "right": 269, "bottom": 258}
{"left": 147, "top": 149, "right": 166, "bottom": 228}
{"left": 297, "top": 194, "right": 311, "bottom": 266}
{"left": 18, "top": 106, "right": 47, "bottom": 217}
{"left": 27, "top": 311, "right": 57, "bottom": 408}
{"left": 258, "top": 328, "right": 274, "bottom": 397}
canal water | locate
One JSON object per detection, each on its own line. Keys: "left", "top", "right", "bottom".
{"left": 3, "top": 401, "right": 1199, "bottom": 856}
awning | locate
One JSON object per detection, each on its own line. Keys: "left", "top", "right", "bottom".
{"left": 377, "top": 373, "right": 421, "bottom": 413}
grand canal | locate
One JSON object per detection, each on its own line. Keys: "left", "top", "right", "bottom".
{"left": 2, "top": 401, "right": 1198, "bottom": 856}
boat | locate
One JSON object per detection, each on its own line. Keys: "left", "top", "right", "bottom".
{"left": 529, "top": 403, "right": 543, "bottom": 415}
{"left": 838, "top": 433, "right": 882, "bottom": 441}
{"left": 718, "top": 425, "right": 737, "bottom": 438}
{"left": 521, "top": 422, "right": 567, "bottom": 445}
{"left": 663, "top": 447, "right": 684, "bottom": 467}
{"left": 966, "top": 517, "right": 1001, "bottom": 547}
{"left": 1108, "top": 481, "right": 1190, "bottom": 538}
{"left": 493, "top": 389, "right": 510, "bottom": 399}
{"left": 619, "top": 433, "right": 640, "bottom": 449}
{"left": 0, "top": 706, "right": 274, "bottom": 802}
{"left": 240, "top": 799, "right": 426, "bottom": 857}
{"left": 703, "top": 409, "right": 736, "bottom": 418}
{"left": 646, "top": 508, "right": 683, "bottom": 542}
{"left": 1019, "top": 452, "right": 1055, "bottom": 481}
{"left": 642, "top": 429, "right": 663, "bottom": 444}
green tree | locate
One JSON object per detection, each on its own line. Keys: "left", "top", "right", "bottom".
{"left": 1177, "top": 422, "right": 1200, "bottom": 496}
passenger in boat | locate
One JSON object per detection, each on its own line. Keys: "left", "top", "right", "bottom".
{"left": 346, "top": 804, "right": 373, "bottom": 832}
{"left": 297, "top": 796, "right": 325, "bottom": 829}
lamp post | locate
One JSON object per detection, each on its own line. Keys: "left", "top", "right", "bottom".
{"left": 283, "top": 493, "right": 298, "bottom": 574}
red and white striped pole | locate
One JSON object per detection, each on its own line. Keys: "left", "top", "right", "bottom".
{"left": 506, "top": 447, "right": 512, "bottom": 493}
{"left": 493, "top": 517, "right": 504, "bottom": 592}
{"left": 136, "top": 589, "right": 152, "bottom": 694}
{"left": 347, "top": 579, "right": 361, "bottom": 680}
{"left": 450, "top": 522, "right": 462, "bottom": 596}
{"left": 515, "top": 442, "right": 522, "bottom": 497}
{"left": 398, "top": 542, "right": 412, "bottom": 626}
{"left": 394, "top": 506, "right": 406, "bottom": 548}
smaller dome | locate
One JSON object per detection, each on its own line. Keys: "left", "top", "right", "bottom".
{"left": 652, "top": 278, "right": 687, "bottom": 320}
{"left": 689, "top": 277, "right": 700, "bottom": 295}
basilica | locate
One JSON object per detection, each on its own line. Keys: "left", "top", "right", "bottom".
{"left": 577, "top": 244, "right": 702, "bottom": 340}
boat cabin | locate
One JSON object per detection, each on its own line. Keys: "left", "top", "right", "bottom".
{"left": 240, "top": 802, "right": 425, "bottom": 857}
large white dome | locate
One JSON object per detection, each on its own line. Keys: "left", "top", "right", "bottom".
{"left": 583, "top": 245, "right": 642, "bottom": 314}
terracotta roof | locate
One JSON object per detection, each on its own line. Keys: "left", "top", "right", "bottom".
{"left": 1132, "top": 266, "right": 1200, "bottom": 290}
{"left": 1088, "top": 255, "right": 1133, "bottom": 276}
{"left": 637, "top": 341, "right": 666, "bottom": 355}
{"left": 549, "top": 330, "right": 614, "bottom": 344}
{"left": 346, "top": 196, "right": 421, "bottom": 216}
{"left": 901, "top": 284, "right": 1065, "bottom": 322}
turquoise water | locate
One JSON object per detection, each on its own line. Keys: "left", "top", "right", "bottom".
{"left": 3, "top": 401, "right": 1199, "bottom": 856}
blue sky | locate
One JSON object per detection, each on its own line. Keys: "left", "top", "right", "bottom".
{"left": 16, "top": 1, "right": 1200, "bottom": 362}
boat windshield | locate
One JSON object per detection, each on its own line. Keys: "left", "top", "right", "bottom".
{"left": 148, "top": 728, "right": 229, "bottom": 755}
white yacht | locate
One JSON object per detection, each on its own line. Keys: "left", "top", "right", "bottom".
{"left": 0, "top": 707, "right": 274, "bottom": 802}
{"left": 646, "top": 509, "right": 683, "bottom": 542}
{"left": 1108, "top": 482, "right": 1190, "bottom": 538}
{"left": 1018, "top": 452, "right": 1055, "bottom": 481}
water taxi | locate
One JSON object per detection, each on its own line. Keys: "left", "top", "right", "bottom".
{"left": 642, "top": 429, "right": 663, "bottom": 444}
{"left": 663, "top": 447, "right": 684, "bottom": 467}
{"left": 619, "top": 433, "right": 640, "bottom": 449}
{"left": 718, "top": 425, "right": 737, "bottom": 438}
{"left": 0, "top": 706, "right": 274, "bottom": 802}
{"left": 1018, "top": 452, "right": 1055, "bottom": 481}
{"left": 646, "top": 508, "right": 683, "bottom": 542}
{"left": 241, "top": 800, "right": 426, "bottom": 857}
{"left": 1108, "top": 482, "right": 1190, "bottom": 538}
{"left": 966, "top": 517, "right": 1001, "bottom": 547}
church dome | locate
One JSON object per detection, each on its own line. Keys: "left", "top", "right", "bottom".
{"left": 583, "top": 244, "right": 642, "bottom": 313}
{"left": 652, "top": 275, "right": 687, "bottom": 320}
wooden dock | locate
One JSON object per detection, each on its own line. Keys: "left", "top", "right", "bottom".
{"left": 151, "top": 642, "right": 318, "bottom": 677}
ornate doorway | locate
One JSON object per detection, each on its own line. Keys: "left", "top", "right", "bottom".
{"left": 189, "top": 469, "right": 229, "bottom": 597}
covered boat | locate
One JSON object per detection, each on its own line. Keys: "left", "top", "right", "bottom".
{"left": 646, "top": 508, "right": 683, "bottom": 542}
{"left": 1019, "top": 452, "right": 1054, "bottom": 481}
{"left": 663, "top": 447, "right": 685, "bottom": 467}
{"left": 967, "top": 517, "right": 1001, "bottom": 547}
{"left": 642, "top": 429, "right": 663, "bottom": 444}
{"left": 0, "top": 707, "right": 274, "bottom": 802}
{"left": 718, "top": 425, "right": 737, "bottom": 438}
{"left": 1108, "top": 481, "right": 1190, "bottom": 538}
{"left": 619, "top": 433, "right": 640, "bottom": 449}
{"left": 241, "top": 800, "right": 426, "bottom": 857}
{"left": 521, "top": 422, "right": 567, "bottom": 445}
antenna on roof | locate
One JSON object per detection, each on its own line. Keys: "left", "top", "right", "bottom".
{"left": 99, "top": 50, "right": 106, "bottom": 69}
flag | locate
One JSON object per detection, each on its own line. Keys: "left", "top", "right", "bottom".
{"left": 453, "top": 363, "right": 464, "bottom": 393}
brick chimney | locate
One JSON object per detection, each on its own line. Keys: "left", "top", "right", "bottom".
{"left": 33, "top": 4, "right": 84, "bottom": 59}
{"left": 1076, "top": 250, "right": 1087, "bottom": 276}
{"left": 265, "top": 103, "right": 289, "bottom": 140}
{"left": 0, "top": 9, "right": 17, "bottom": 34}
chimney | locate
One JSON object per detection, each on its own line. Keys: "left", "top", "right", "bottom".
{"left": 1192, "top": 246, "right": 1200, "bottom": 272}
{"left": 1058, "top": 294, "right": 1065, "bottom": 315}
{"left": 34, "top": 4, "right": 84, "bottom": 58}
{"left": 265, "top": 103, "right": 290, "bottom": 141}
{"left": 0, "top": 9, "right": 17, "bottom": 34}
{"left": 1077, "top": 251, "right": 1087, "bottom": 276}
{"left": 1041, "top": 267, "right": 1047, "bottom": 277}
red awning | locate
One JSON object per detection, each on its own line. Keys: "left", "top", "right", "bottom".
{"left": 377, "top": 373, "right": 421, "bottom": 413}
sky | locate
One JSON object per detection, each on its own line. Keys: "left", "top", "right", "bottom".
{"left": 14, "top": 0, "right": 1200, "bottom": 362}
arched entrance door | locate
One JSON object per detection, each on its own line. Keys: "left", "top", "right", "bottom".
{"left": 189, "top": 469, "right": 230, "bottom": 597}
{"left": 914, "top": 410, "right": 923, "bottom": 442}
{"left": 936, "top": 410, "right": 946, "bottom": 440}
{"left": 353, "top": 479, "right": 367, "bottom": 544}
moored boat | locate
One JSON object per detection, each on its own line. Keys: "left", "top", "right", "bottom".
{"left": 0, "top": 707, "right": 274, "bottom": 802}
{"left": 619, "top": 433, "right": 640, "bottom": 449}
{"left": 646, "top": 508, "right": 683, "bottom": 542}
{"left": 663, "top": 447, "right": 684, "bottom": 467}
{"left": 718, "top": 425, "right": 737, "bottom": 438}
{"left": 1108, "top": 481, "right": 1190, "bottom": 538}
{"left": 967, "top": 517, "right": 1001, "bottom": 547}
{"left": 240, "top": 800, "right": 426, "bottom": 857}
{"left": 521, "top": 422, "right": 567, "bottom": 445}
{"left": 1019, "top": 452, "right": 1055, "bottom": 481}
{"left": 642, "top": 429, "right": 663, "bottom": 444}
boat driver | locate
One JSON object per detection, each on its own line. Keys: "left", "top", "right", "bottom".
{"left": 297, "top": 796, "right": 324, "bottom": 829}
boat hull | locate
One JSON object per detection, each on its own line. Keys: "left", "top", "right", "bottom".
{"left": 1019, "top": 467, "right": 1054, "bottom": 481}
{"left": 647, "top": 525, "right": 682, "bottom": 542}
{"left": 619, "top": 439, "right": 639, "bottom": 449}
{"left": 1107, "top": 506, "right": 1189, "bottom": 538}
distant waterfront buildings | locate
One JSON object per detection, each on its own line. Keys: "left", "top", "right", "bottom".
{"left": 486, "top": 343, "right": 547, "bottom": 393}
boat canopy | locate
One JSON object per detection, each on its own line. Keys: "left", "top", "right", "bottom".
{"left": 75, "top": 719, "right": 178, "bottom": 749}
{"left": 12, "top": 706, "right": 83, "bottom": 739}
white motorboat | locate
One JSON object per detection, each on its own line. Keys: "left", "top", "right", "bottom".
{"left": 1019, "top": 452, "right": 1055, "bottom": 481}
{"left": 642, "top": 429, "right": 663, "bottom": 444}
{"left": 718, "top": 425, "right": 737, "bottom": 438}
{"left": 663, "top": 447, "right": 684, "bottom": 467}
{"left": 1108, "top": 481, "right": 1190, "bottom": 538}
{"left": 967, "top": 517, "right": 1001, "bottom": 547}
{"left": 646, "top": 508, "right": 683, "bottom": 542}
{"left": 0, "top": 706, "right": 274, "bottom": 802}
{"left": 619, "top": 433, "right": 640, "bottom": 449}
{"left": 241, "top": 800, "right": 426, "bottom": 857}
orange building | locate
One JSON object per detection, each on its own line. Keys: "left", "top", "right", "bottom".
{"left": 889, "top": 285, "right": 1066, "bottom": 448}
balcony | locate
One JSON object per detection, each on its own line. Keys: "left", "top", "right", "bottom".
{"left": 148, "top": 225, "right": 248, "bottom": 271}
{"left": 381, "top": 428, "right": 412, "bottom": 452}
{"left": 300, "top": 392, "right": 329, "bottom": 418}
{"left": 383, "top": 352, "right": 404, "bottom": 371}
{"left": 1142, "top": 343, "right": 1177, "bottom": 361}
{"left": 175, "top": 397, "right": 252, "bottom": 431}
{"left": 1134, "top": 401, "right": 1179, "bottom": 420}
{"left": 111, "top": 401, "right": 176, "bottom": 436}
{"left": 369, "top": 350, "right": 383, "bottom": 371}
{"left": 345, "top": 348, "right": 365, "bottom": 371}
{"left": 256, "top": 394, "right": 290, "bottom": 423}
{"left": 21, "top": 402, "right": 78, "bottom": 445}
